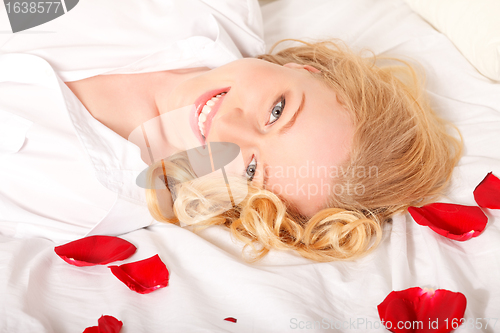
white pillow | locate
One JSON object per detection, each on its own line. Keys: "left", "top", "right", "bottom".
{"left": 404, "top": 0, "right": 500, "bottom": 82}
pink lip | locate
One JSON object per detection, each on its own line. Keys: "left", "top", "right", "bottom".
{"left": 189, "top": 87, "right": 230, "bottom": 145}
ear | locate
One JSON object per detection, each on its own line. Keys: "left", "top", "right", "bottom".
{"left": 283, "top": 62, "right": 321, "bottom": 73}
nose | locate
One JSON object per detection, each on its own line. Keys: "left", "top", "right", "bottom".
{"left": 209, "top": 107, "right": 261, "bottom": 152}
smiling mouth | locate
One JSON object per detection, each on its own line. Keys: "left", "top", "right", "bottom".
{"left": 197, "top": 92, "right": 227, "bottom": 139}
{"left": 195, "top": 87, "right": 230, "bottom": 141}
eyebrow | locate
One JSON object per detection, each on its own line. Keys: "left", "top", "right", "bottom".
{"left": 263, "top": 92, "right": 306, "bottom": 188}
{"left": 279, "top": 92, "right": 305, "bottom": 135}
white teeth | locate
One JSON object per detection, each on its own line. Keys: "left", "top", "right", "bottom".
{"left": 198, "top": 113, "right": 207, "bottom": 123}
{"left": 202, "top": 105, "right": 211, "bottom": 114}
{"left": 198, "top": 92, "right": 226, "bottom": 138}
{"left": 198, "top": 121, "right": 205, "bottom": 135}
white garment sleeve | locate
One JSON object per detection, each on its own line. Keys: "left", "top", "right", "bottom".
{"left": 0, "top": 0, "right": 266, "bottom": 81}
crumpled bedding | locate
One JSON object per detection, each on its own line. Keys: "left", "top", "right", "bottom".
{"left": 1, "top": 0, "right": 500, "bottom": 332}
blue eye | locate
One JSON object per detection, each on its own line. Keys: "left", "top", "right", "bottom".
{"left": 269, "top": 97, "right": 285, "bottom": 124}
{"left": 246, "top": 156, "right": 257, "bottom": 181}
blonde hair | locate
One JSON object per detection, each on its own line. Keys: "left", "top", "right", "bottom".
{"left": 145, "top": 40, "right": 462, "bottom": 262}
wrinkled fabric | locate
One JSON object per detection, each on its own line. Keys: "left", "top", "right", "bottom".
{"left": 0, "top": 0, "right": 500, "bottom": 332}
{"left": 0, "top": 0, "right": 265, "bottom": 242}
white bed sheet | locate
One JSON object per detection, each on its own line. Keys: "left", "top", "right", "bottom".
{"left": 1, "top": 0, "right": 500, "bottom": 332}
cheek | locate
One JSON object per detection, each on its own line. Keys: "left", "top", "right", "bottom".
{"left": 233, "top": 62, "right": 288, "bottom": 89}
{"left": 233, "top": 69, "right": 267, "bottom": 89}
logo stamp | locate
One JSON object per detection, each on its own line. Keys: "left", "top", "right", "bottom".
{"left": 3, "top": 0, "right": 78, "bottom": 33}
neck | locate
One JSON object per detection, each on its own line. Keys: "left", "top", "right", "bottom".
{"left": 150, "top": 67, "right": 210, "bottom": 117}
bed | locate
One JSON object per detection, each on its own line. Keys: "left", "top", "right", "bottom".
{"left": 1, "top": 0, "right": 500, "bottom": 332}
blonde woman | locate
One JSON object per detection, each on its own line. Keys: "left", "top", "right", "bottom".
{"left": 0, "top": 0, "right": 460, "bottom": 259}
{"left": 134, "top": 40, "right": 462, "bottom": 262}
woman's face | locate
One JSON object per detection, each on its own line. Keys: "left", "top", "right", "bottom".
{"left": 159, "top": 58, "right": 354, "bottom": 217}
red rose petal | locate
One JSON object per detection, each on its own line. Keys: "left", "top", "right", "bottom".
{"left": 408, "top": 203, "right": 487, "bottom": 241}
{"left": 55, "top": 236, "right": 136, "bottom": 267}
{"left": 224, "top": 317, "right": 237, "bottom": 323}
{"left": 378, "top": 287, "right": 467, "bottom": 333}
{"left": 97, "top": 315, "right": 123, "bottom": 333}
{"left": 474, "top": 172, "right": 500, "bottom": 209}
{"left": 82, "top": 315, "right": 123, "bottom": 333}
{"left": 109, "top": 254, "right": 169, "bottom": 294}
{"left": 83, "top": 327, "right": 99, "bottom": 333}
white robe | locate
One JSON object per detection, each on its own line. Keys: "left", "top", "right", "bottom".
{"left": 0, "top": 0, "right": 266, "bottom": 242}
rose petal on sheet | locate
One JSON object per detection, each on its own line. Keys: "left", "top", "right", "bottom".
{"left": 109, "top": 254, "right": 169, "bottom": 294}
{"left": 97, "top": 315, "right": 123, "bottom": 333}
{"left": 82, "top": 315, "right": 123, "bottom": 333}
{"left": 473, "top": 172, "right": 500, "bottom": 209}
{"left": 54, "top": 235, "right": 136, "bottom": 267}
{"left": 408, "top": 203, "right": 487, "bottom": 241}
{"left": 54, "top": 235, "right": 137, "bottom": 267}
{"left": 378, "top": 287, "right": 467, "bottom": 333}
{"left": 224, "top": 317, "right": 237, "bottom": 323}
